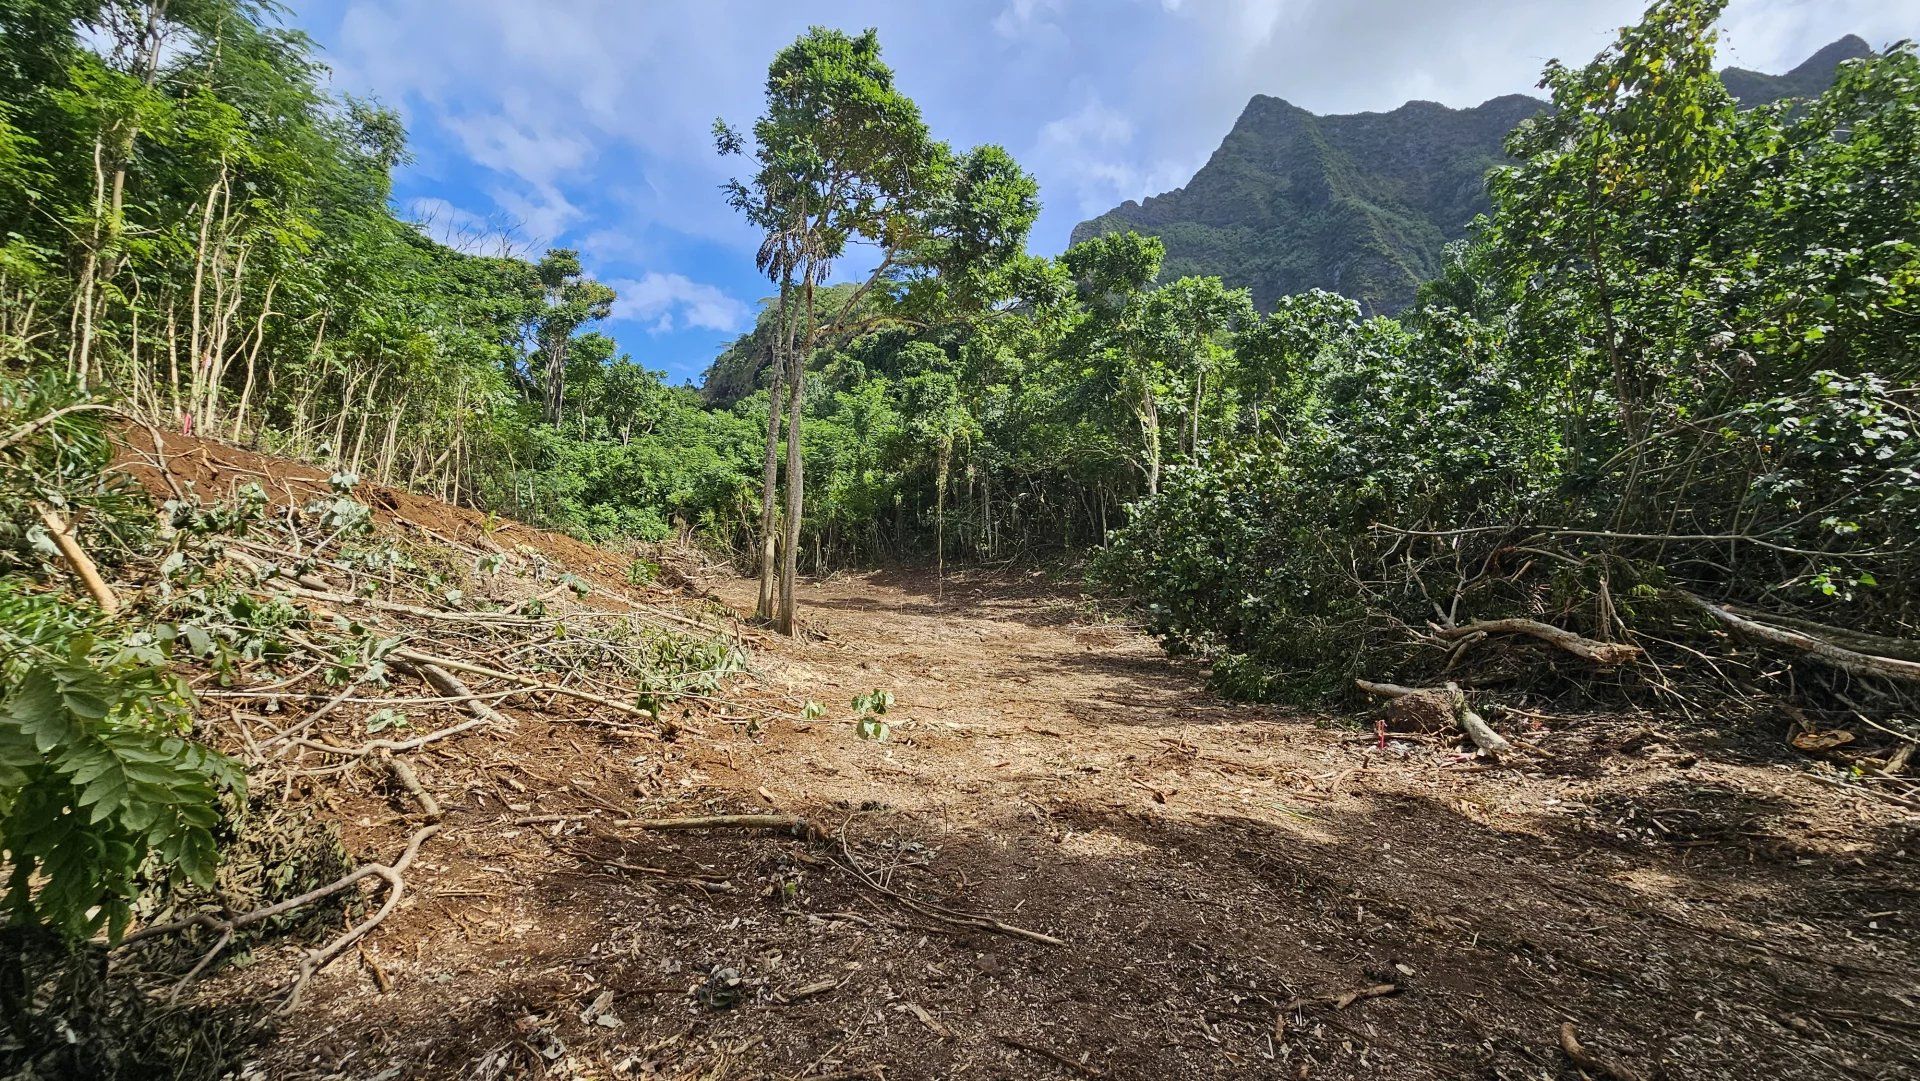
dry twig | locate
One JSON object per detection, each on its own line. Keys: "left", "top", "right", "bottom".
{"left": 1558, "top": 1022, "right": 1648, "bottom": 1081}
{"left": 996, "top": 1034, "right": 1106, "bottom": 1078}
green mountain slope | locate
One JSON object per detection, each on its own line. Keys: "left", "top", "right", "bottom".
{"left": 1721, "top": 34, "right": 1873, "bottom": 103}
{"left": 1070, "top": 36, "right": 1874, "bottom": 314}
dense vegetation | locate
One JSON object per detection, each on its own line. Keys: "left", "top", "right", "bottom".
{"left": 0, "top": 0, "right": 772, "bottom": 549}
{"left": 1, "top": 0, "right": 1917, "bottom": 1004}
{"left": 1070, "top": 34, "right": 1875, "bottom": 315}
{"left": 1095, "top": 7, "right": 1920, "bottom": 710}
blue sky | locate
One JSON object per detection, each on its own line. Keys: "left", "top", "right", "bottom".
{"left": 286, "top": 0, "right": 1920, "bottom": 385}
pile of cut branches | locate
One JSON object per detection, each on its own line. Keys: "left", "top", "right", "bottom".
{"left": 1347, "top": 522, "right": 1919, "bottom": 809}
{"left": 108, "top": 433, "right": 764, "bottom": 1003}
{"left": 3, "top": 390, "right": 773, "bottom": 1071}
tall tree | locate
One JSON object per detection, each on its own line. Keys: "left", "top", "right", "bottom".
{"left": 1063, "top": 231, "right": 1169, "bottom": 493}
{"left": 718, "top": 27, "right": 945, "bottom": 634}
{"left": 532, "top": 249, "right": 615, "bottom": 425}
{"left": 1232, "top": 289, "right": 1361, "bottom": 437}
{"left": 1139, "top": 275, "right": 1254, "bottom": 458}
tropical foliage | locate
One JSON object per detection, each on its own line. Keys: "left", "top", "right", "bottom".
{"left": 1096, "top": 0, "right": 1920, "bottom": 706}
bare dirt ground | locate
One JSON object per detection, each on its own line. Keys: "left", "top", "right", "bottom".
{"left": 100, "top": 440, "right": 1915, "bottom": 1079}
{"left": 221, "top": 557, "right": 1920, "bottom": 1081}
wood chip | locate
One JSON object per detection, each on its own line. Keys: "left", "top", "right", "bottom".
{"left": 897, "top": 1001, "right": 952, "bottom": 1038}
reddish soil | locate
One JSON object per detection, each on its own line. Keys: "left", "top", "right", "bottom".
{"left": 117, "top": 429, "right": 659, "bottom": 589}
{"left": 224, "top": 563, "right": 1917, "bottom": 1080}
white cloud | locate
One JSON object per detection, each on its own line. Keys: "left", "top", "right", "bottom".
{"left": 609, "top": 273, "right": 752, "bottom": 334}
{"left": 442, "top": 109, "right": 593, "bottom": 190}
{"left": 487, "top": 185, "right": 582, "bottom": 250}
{"left": 1033, "top": 93, "right": 1202, "bottom": 215}
{"left": 1039, "top": 95, "right": 1134, "bottom": 150}
{"left": 993, "top": 0, "right": 1067, "bottom": 41}
{"left": 578, "top": 227, "right": 654, "bottom": 267}
{"left": 317, "top": 0, "right": 1920, "bottom": 264}
{"left": 404, "top": 196, "right": 525, "bottom": 255}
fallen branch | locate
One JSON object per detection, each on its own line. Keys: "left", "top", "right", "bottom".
{"left": 253, "top": 584, "right": 665, "bottom": 728}
{"left": 403, "top": 658, "right": 513, "bottom": 728}
{"left": 378, "top": 750, "right": 441, "bottom": 821}
{"left": 295, "top": 715, "right": 491, "bottom": 759}
{"left": 619, "top": 813, "right": 1057, "bottom": 943}
{"left": 1885, "top": 743, "right": 1914, "bottom": 777}
{"left": 1678, "top": 592, "right": 1920, "bottom": 684}
{"left": 282, "top": 825, "right": 438, "bottom": 1012}
{"left": 1282, "top": 982, "right": 1398, "bottom": 1012}
{"left": 1805, "top": 772, "right": 1920, "bottom": 817}
{"left": 122, "top": 824, "right": 440, "bottom": 1012}
{"left": 834, "top": 838, "right": 1064, "bottom": 947}
{"left": 1724, "top": 603, "right": 1920, "bottom": 663}
{"left": 1558, "top": 1022, "right": 1647, "bottom": 1081}
{"left": 0, "top": 403, "right": 122, "bottom": 453}
{"left": 271, "top": 578, "right": 702, "bottom": 636}
{"left": 390, "top": 648, "right": 658, "bottom": 724}
{"left": 564, "top": 846, "right": 737, "bottom": 892}
{"left": 772, "top": 977, "right": 844, "bottom": 1004}
{"left": 36, "top": 505, "right": 119, "bottom": 615}
{"left": 1436, "top": 618, "right": 1640, "bottom": 665}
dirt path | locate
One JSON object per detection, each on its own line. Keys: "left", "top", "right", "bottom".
{"left": 266, "top": 567, "right": 1918, "bottom": 1080}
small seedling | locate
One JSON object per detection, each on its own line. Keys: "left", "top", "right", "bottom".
{"left": 852, "top": 688, "right": 894, "bottom": 741}
{"left": 365, "top": 708, "right": 409, "bottom": 734}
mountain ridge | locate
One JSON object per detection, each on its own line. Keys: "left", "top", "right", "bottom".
{"left": 1070, "top": 36, "right": 1877, "bottom": 314}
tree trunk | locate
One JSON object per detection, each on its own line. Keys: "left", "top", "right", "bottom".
{"left": 755, "top": 276, "right": 792, "bottom": 621}
{"left": 1188, "top": 368, "right": 1203, "bottom": 457}
{"left": 542, "top": 334, "right": 567, "bottom": 425}
{"left": 935, "top": 438, "right": 951, "bottom": 599}
{"left": 775, "top": 280, "right": 811, "bottom": 635}
{"left": 1142, "top": 393, "right": 1162, "bottom": 496}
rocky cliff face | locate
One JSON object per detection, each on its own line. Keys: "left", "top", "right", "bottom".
{"left": 1070, "top": 37, "right": 1874, "bottom": 315}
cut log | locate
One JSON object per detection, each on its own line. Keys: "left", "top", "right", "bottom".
{"left": 36, "top": 505, "right": 119, "bottom": 615}
{"left": 1355, "top": 679, "right": 1512, "bottom": 757}
{"left": 1678, "top": 592, "right": 1920, "bottom": 684}
{"left": 1436, "top": 618, "right": 1640, "bottom": 665}
{"left": 1722, "top": 603, "right": 1920, "bottom": 664}
{"left": 1354, "top": 679, "right": 1423, "bottom": 699}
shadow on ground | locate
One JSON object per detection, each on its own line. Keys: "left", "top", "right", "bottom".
{"left": 264, "top": 775, "right": 1920, "bottom": 1080}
